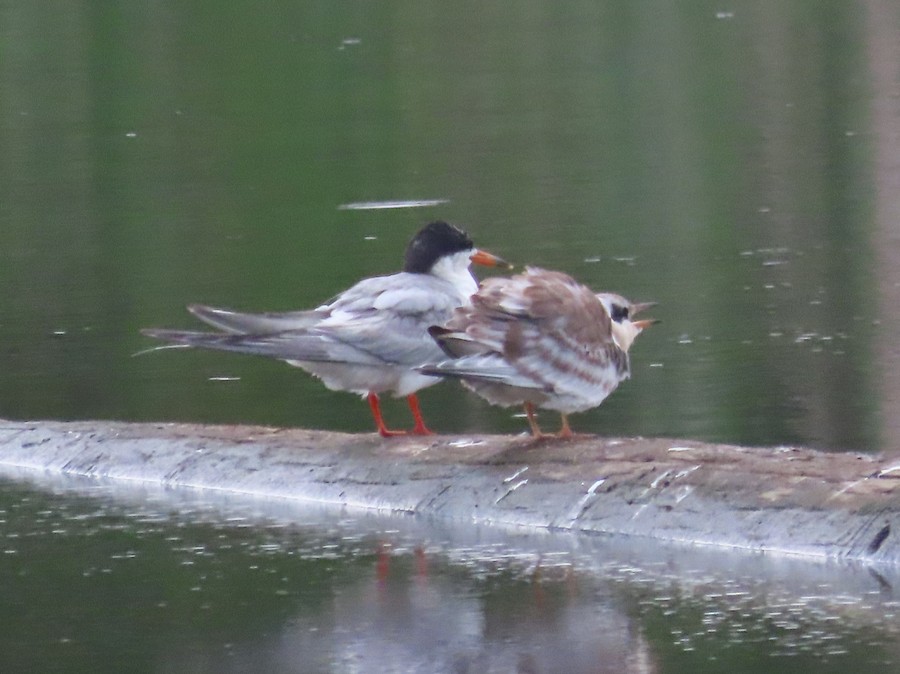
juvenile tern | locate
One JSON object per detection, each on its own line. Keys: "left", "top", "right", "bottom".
{"left": 418, "top": 267, "right": 656, "bottom": 438}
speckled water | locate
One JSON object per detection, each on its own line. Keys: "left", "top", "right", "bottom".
{"left": 3, "top": 0, "right": 900, "bottom": 452}
{"left": 2, "top": 474, "right": 898, "bottom": 673}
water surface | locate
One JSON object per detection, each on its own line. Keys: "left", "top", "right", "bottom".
{"left": 3, "top": 1, "right": 900, "bottom": 451}
{"left": 2, "top": 474, "right": 899, "bottom": 674}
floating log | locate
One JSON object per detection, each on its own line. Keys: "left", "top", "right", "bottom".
{"left": 1, "top": 419, "right": 898, "bottom": 565}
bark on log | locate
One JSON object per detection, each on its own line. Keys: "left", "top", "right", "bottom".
{"left": 1, "top": 419, "right": 898, "bottom": 565}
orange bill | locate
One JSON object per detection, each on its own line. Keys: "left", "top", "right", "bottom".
{"left": 470, "top": 249, "right": 512, "bottom": 269}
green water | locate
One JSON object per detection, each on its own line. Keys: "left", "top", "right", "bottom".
{"left": 3, "top": 1, "right": 900, "bottom": 671}
{"left": 2, "top": 476, "right": 899, "bottom": 674}
{"left": 3, "top": 0, "right": 898, "bottom": 450}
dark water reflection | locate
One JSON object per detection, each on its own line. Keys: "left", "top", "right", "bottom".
{"left": 1, "top": 475, "right": 898, "bottom": 674}
{"left": 3, "top": 1, "right": 900, "bottom": 453}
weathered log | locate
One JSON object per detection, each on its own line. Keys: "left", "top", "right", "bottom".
{"left": 1, "top": 419, "right": 898, "bottom": 565}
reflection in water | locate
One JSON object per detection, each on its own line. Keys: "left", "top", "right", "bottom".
{"left": 266, "top": 550, "right": 655, "bottom": 674}
{"left": 1, "top": 475, "right": 898, "bottom": 673}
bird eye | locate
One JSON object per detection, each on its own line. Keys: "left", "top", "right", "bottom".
{"left": 610, "top": 304, "right": 629, "bottom": 322}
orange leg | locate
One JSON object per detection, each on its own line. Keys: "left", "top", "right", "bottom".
{"left": 367, "top": 392, "right": 407, "bottom": 437}
{"left": 557, "top": 413, "right": 574, "bottom": 439}
{"left": 406, "top": 394, "right": 435, "bottom": 435}
{"left": 524, "top": 402, "right": 545, "bottom": 438}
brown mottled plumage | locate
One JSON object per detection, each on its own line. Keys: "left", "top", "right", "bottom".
{"left": 419, "top": 267, "right": 656, "bottom": 438}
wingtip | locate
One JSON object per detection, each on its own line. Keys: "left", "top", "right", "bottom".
{"left": 131, "top": 343, "right": 192, "bottom": 357}
{"left": 415, "top": 363, "right": 445, "bottom": 378}
{"left": 140, "top": 327, "right": 202, "bottom": 344}
{"left": 187, "top": 303, "right": 220, "bottom": 317}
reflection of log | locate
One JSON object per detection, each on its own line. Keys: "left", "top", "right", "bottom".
{"left": 1, "top": 419, "right": 898, "bottom": 564}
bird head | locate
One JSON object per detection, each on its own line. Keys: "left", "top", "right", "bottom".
{"left": 596, "top": 293, "right": 658, "bottom": 351}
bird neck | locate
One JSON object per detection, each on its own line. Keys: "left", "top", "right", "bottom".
{"left": 428, "top": 251, "right": 479, "bottom": 300}
{"left": 610, "top": 322, "right": 641, "bottom": 352}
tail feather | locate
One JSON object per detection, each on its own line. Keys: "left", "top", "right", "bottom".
{"left": 417, "top": 356, "right": 543, "bottom": 389}
{"left": 427, "top": 326, "right": 493, "bottom": 358}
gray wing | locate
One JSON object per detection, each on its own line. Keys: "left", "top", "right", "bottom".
{"left": 140, "top": 328, "right": 387, "bottom": 366}
{"left": 322, "top": 272, "right": 465, "bottom": 316}
{"left": 307, "top": 306, "right": 454, "bottom": 368}
{"left": 142, "top": 319, "right": 447, "bottom": 368}
{"left": 145, "top": 272, "right": 465, "bottom": 367}
{"left": 188, "top": 304, "right": 324, "bottom": 334}
{"left": 305, "top": 273, "right": 468, "bottom": 366}
{"left": 183, "top": 273, "right": 425, "bottom": 335}
{"left": 144, "top": 276, "right": 463, "bottom": 367}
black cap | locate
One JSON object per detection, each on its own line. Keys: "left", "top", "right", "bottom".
{"left": 403, "top": 221, "right": 474, "bottom": 274}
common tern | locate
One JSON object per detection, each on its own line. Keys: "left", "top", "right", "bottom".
{"left": 142, "top": 221, "right": 510, "bottom": 437}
